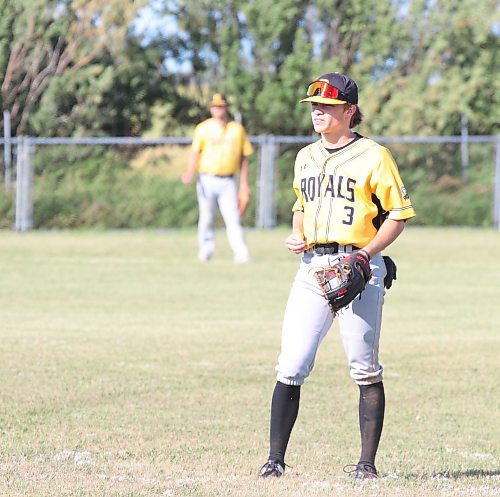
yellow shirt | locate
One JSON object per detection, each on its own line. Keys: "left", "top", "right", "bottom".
{"left": 192, "top": 118, "right": 254, "bottom": 176}
{"left": 292, "top": 137, "right": 416, "bottom": 248}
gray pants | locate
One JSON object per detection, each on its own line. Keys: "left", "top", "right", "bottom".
{"left": 276, "top": 249, "right": 387, "bottom": 386}
{"left": 196, "top": 174, "right": 250, "bottom": 263}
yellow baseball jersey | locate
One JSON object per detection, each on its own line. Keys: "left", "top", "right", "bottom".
{"left": 192, "top": 118, "right": 254, "bottom": 176}
{"left": 292, "top": 136, "right": 416, "bottom": 248}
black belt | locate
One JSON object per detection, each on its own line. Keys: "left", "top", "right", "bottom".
{"left": 305, "top": 242, "right": 359, "bottom": 255}
{"left": 200, "top": 173, "right": 234, "bottom": 178}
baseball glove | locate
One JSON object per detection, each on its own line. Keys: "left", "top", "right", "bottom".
{"left": 314, "top": 250, "right": 372, "bottom": 313}
{"left": 238, "top": 185, "right": 251, "bottom": 216}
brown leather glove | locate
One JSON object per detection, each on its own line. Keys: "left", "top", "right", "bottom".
{"left": 314, "top": 250, "right": 372, "bottom": 313}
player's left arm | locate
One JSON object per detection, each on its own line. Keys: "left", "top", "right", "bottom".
{"left": 359, "top": 218, "right": 405, "bottom": 259}
{"left": 238, "top": 155, "right": 251, "bottom": 215}
{"left": 239, "top": 155, "right": 250, "bottom": 191}
{"left": 238, "top": 127, "right": 253, "bottom": 192}
{"left": 360, "top": 147, "right": 415, "bottom": 258}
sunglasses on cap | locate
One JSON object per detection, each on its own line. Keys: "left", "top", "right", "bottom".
{"left": 306, "top": 81, "right": 346, "bottom": 100}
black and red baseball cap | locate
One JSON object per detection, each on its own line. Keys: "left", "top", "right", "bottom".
{"left": 300, "top": 73, "right": 358, "bottom": 105}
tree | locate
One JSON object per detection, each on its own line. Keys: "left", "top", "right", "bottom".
{"left": 31, "top": 37, "right": 171, "bottom": 137}
{"left": 155, "top": 0, "right": 498, "bottom": 137}
{"left": 333, "top": 0, "right": 499, "bottom": 137}
{"left": 0, "top": 0, "right": 153, "bottom": 136}
{"left": 158, "top": 0, "right": 313, "bottom": 134}
{"left": 2, "top": 0, "right": 497, "bottom": 138}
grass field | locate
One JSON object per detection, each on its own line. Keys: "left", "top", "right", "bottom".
{"left": 0, "top": 227, "right": 499, "bottom": 497}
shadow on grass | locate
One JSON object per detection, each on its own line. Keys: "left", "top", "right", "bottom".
{"left": 431, "top": 469, "right": 500, "bottom": 479}
{"left": 392, "top": 469, "right": 500, "bottom": 480}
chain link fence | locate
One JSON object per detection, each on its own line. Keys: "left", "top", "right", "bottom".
{"left": 1, "top": 134, "right": 499, "bottom": 231}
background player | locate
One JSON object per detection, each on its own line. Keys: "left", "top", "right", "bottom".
{"left": 181, "top": 93, "right": 253, "bottom": 263}
{"left": 258, "top": 73, "right": 416, "bottom": 479}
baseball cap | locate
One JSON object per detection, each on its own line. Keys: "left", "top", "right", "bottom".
{"left": 209, "top": 93, "right": 228, "bottom": 107}
{"left": 300, "top": 73, "right": 358, "bottom": 105}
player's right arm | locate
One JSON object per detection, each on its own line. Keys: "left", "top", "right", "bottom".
{"left": 182, "top": 123, "right": 204, "bottom": 184}
{"left": 181, "top": 150, "right": 201, "bottom": 184}
{"left": 285, "top": 210, "right": 306, "bottom": 254}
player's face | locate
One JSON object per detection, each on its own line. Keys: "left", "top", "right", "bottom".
{"left": 310, "top": 103, "right": 352, "bottom": 134}
{"left": 210, "top": 105, "right": 228, "bottom": 119}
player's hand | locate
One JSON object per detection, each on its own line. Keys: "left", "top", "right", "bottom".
{"left": 238, "top": 184, "right": 251, "bottom": 215}
{"left": 181, "top": 170, "right": 194, "bottom": 184}
{"left": 285, "top": 233, "right": 306, "bottom": 254}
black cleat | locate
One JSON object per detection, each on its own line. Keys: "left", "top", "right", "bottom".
{"left": 258, "top": 459, "right": 285, "bottom": 478}
{"left": 343, "top": 462, "right": 379, "bottom": 480}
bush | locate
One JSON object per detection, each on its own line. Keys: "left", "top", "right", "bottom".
{"left": 34, "top": 168, "right": 202, "bottom": 229}
{"left": 410, "top": 176, "right": 492, "bottom": 227}
{"left": 5, "top": 140, "right": 497, "bottom": 230}
{"left": 0, "top": 186, "right": 14, "bottom": 229}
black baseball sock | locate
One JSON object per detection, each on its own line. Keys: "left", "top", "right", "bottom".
{"left": 358, "top": 381, "right": 385, "bottom": 466}
{"left": 268, "top": 381, "right": 301, "bottom": 464}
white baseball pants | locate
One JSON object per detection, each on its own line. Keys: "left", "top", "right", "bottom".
{"left": 196, "top": 174, "right": 250, "bottom": 263}
{"left": 276, "top": 250, "right": 387, "bottom": 386}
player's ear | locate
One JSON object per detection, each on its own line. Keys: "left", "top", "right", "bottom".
{"left": 344, "top": 103, "right": 356, "bottom": 116}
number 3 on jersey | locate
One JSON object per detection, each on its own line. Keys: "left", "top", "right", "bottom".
{"left": 343, "top": 205, "right": 354, "bottom": 225}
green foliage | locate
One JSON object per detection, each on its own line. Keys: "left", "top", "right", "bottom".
{"left": 0, "top": 185, "right": 14, "bottom": 229}
{"left": 153, "top": 0, "right": 499, "bottom": 137}
{"left": 0, "top": 0, "right": 16, "bottom": 82}
{"left": 410, "top": 179, "right": 492, "bottom": 227}
{"left": 1, "top": 0, "right": 498, "bottom": 138}
{"left": 1, "top": 0, "right": 163, "bottom": 137}
{"left": 28, "top": 143, "right": 268, "bottom": 230}
{"left": 357, "top": 0, "right": 500, "bottom": 137}
{"left": 30, "top": 37, "right": 172, "bottom": 137}
{"left": 22, "top": 138, "right": 496, "bottom": 229}
{"left": 32, "top": 147, "right": 199, "bottom": 229}
{"left": 251, "top": 29, "right": 316, "bottom": 134}
{"left": 33, "top": 144, "right": 129, "bottom": 178}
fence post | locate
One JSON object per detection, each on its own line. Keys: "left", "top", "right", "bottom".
{"left": 256, "top": 135, "right": 278, "bottom": 229}
{"left": 15, "top": 136, "right": 34, "bottom": 232}
{"left": 461, "top": 114, "right": 469, "bottom": 180}
{"left": 3, "top": 110, "right": 12, "bottom": 186}
{"left": 494, "top": 138, "right": 500, "bottom": 229}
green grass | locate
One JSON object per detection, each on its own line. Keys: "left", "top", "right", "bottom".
{"left": 0, "top": 227, "right": 499, "bottom": 497}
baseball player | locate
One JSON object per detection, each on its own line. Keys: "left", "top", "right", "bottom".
{"left": 181, "top": 93, "right": 253, "bottom": 263}
{"left": 258, "top": 73, "right": 416, "bottom": 480}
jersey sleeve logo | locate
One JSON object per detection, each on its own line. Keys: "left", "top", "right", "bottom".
{"left": 400, "top": 186, "right": 410, "bottom": 200}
